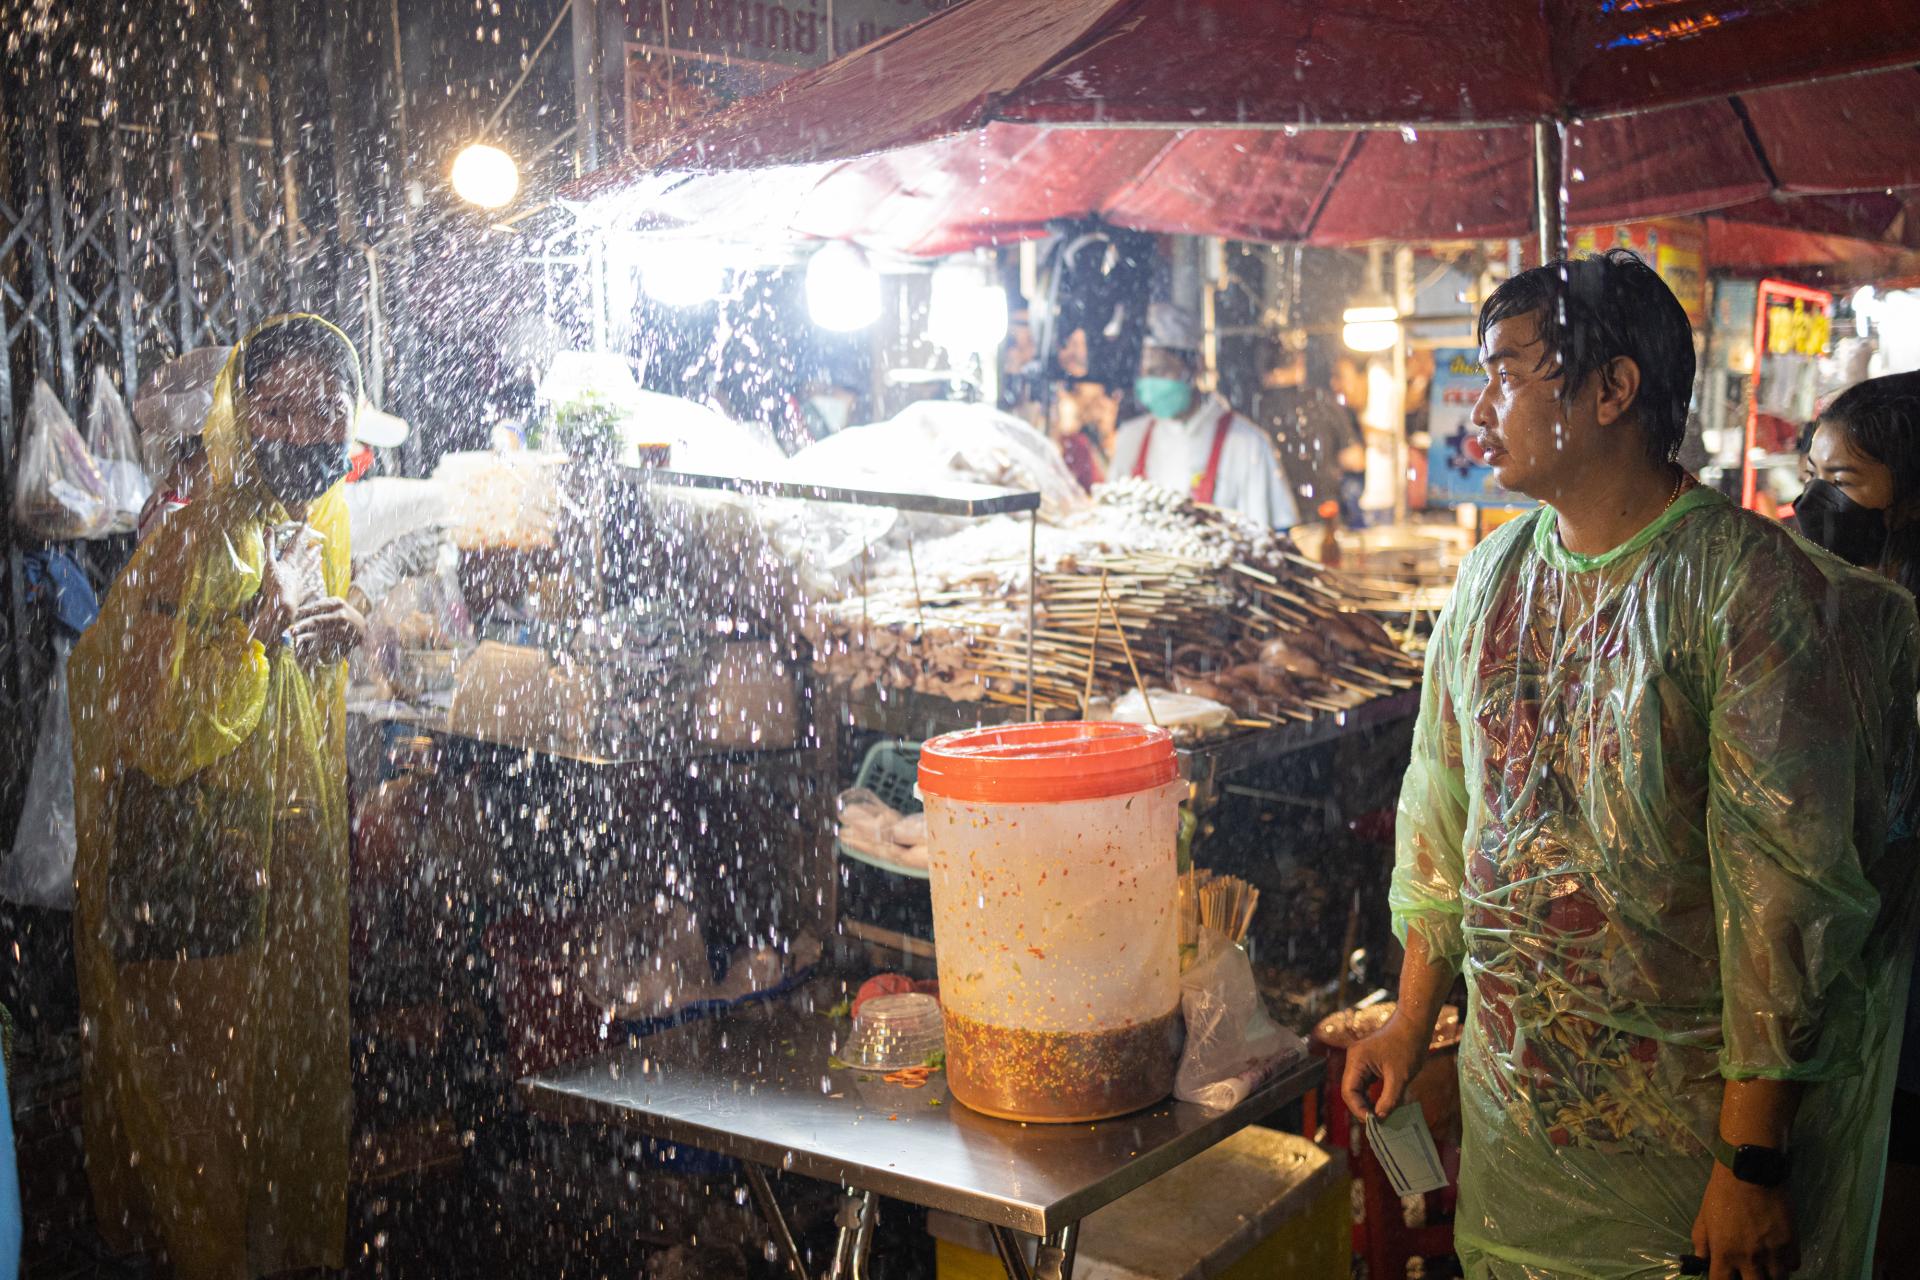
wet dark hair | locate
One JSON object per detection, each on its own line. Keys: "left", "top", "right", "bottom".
{"left": 1818, "top": 370, "right": 1920, "bottom": 595}
{"left": 240, "top": 316, "right": 358, "bottom": 397}
{"left": 1820, "top": 372, "right": 1920, "bottom": 507}
{"left": 1477, "top": 248, "right": 1695, "bottom": 466}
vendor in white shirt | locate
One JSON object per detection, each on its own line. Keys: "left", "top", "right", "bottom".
{"left": 1110, "top": 303, "right": 1300, "bottom": 529}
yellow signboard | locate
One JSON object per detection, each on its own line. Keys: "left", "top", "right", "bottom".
{"left": 1573, "top": 218, "right": 1708, "bottom": 327}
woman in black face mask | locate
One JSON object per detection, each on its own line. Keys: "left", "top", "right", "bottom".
{"left": 1799, "top": 371, "right": 1920, "bottom": 1280}
{"left": 236, "top": 318, "right": 366, "bottom": 662}
{"left": 1795, "top": 371, "right": 1920, "bottom": 596}
{"left": 69, "top": 314, "right": 366, "bottom": 1279}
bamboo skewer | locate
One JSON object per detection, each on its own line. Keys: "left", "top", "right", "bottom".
{"left": 1082, "top": 566, "right": 1108, "bottom": 712}
{"left": 905, "top": 529, "right": 927, "bottom": 638}
{"left": 1182, "top": 868, "right": 1262, "bottom": 946}
{"left": 804, "top": 481, "right": 1431, "bottom": 733}
{"left": 1103, "top": 577, "right": 1156, "bottom": 727}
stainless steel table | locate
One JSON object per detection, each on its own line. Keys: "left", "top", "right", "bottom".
{"left": 520, "top": 998, "right": 1323, "bottom": 1280}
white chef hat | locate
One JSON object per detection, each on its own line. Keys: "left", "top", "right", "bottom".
{"left": 1143, "top": 302, "right": 1201, "bottom": 356}
{"left": 353, "top": 402, "right": 410, "bottom": 448}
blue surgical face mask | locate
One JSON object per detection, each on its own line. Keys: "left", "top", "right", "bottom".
{"left": 1133, "top": 376, "right": 1193, "bottom": 420}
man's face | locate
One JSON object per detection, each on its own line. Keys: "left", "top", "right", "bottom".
{"left": 1471, "top": 311, "right": 1606, "bottom": 501}
{"left": 1058, "top": 329, "right": 1091, "bottom": 380}
{"left": 245, "top": 356, "right": 354, "bottom": 448}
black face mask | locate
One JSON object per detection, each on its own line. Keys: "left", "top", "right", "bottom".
{"left": 251, "top": 440, "right": 349, "bottom": 504}
{"left": 1793, "top": 477, "right": 1889, "bottom": 568}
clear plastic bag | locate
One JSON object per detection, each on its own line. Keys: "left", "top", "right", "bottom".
{"left": 86, "top": 366, "right": 153, "bottom": 533}
{"left": 1, "top": 639, "right": 76, "bottom": 909}
{"left": 1174, "top": 928, "right": 1306, "bottom": 1111}
{"left": 785, "top": 401, "right": 1091, "bottom": 521}
{"left": 13, "top": 379, "right": 110, "bottom": 540}
{"left": 132, "top": 345, "right": 228, "bottom": 473}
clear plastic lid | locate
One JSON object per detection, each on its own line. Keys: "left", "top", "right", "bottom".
{"left": 847, "top": 992, "right": 946, "bottom": 1071}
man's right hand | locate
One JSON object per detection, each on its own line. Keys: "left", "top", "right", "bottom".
{"left": 1340, "top": 1012, "right": 1432, "bottom": 1121}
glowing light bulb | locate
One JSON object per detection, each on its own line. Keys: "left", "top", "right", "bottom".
{"left": 806, "top": 242, "right": 880, "bottom": 332}
{"left": 1341, "top": 305, "right": 1400, "bottom": 353}
{"left": 641, "top": 244, "right": 725, "bottom": 307}
{"left": 451, "top": 143, "right": 519, "bottom": 209}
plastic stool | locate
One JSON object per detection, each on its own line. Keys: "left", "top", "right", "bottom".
{"left": 1306, "top": 1001, "right": 1463, "bottom": 1279}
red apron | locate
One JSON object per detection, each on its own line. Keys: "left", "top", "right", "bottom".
{"left": 1132, "top": 409, "right": 1236, "bottom": 505}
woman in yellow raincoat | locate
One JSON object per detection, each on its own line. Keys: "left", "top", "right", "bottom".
{"left": 72, "top": 315, "right": 367, "bottom": 1279}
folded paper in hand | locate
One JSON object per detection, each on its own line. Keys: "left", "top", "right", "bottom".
{"left": 1366, "top": 1106, "right": 1448, "bottom": 1197}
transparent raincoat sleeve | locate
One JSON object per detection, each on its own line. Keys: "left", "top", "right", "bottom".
{"left": 1389, "top": 599, "right": 1470, "bottom": 972}
{"left": 1705, "top": 551, "right": 1883, "bottom": 1083}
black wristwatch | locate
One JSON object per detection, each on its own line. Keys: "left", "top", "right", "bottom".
{"left": 1710, "top": 1135, "right": 1791, "bottom": 1187}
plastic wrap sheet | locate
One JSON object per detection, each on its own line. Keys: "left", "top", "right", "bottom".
{"left": 785, "top": 401, "right": 1088, "bottom": 521}
{"left": 626, "top": 388, "right": 785, "bottom": 476}
{"left": 1390, "top": 486, "right": 1920, "bottom": 1278}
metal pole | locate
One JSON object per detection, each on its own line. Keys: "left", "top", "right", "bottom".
{"left": 2, "top": 73, "right": 35, "bottom": 703}
{"left": 1036, "top": 1223, "right": 1079, "bottom": 1280}
{"left": 1391, "top": 245, "right": 1413, "bottom": 527}
{"left": 742, "top": 1164, "right": 810, "bottom": 1280}
{"left": 109, "top": 141, "right": 140, "bottom": 396}
{"left": 363, "top": 245, "right": 386, "bottom": 406}
{"left": 486, "top": 0, "right": 576, "bottom": 139}
{"left": 217, "top": 17, "right": 259, "bottom": 331}
{"left": 570, "top": 0, "right": 604, "bottom": 174}
{"left": 1532, "top": 119, "right": 1567, "bottom": 266}
{"left": 168, "top": 124, "right": 198, "bottom": 349}
{"left": 44, "top": 134, "right": 79, "bottom": 404}
{"left": 989, "top": 1225, "right": 1035, "bottom": 1280}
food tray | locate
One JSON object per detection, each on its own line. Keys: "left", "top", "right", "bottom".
{"left": 836, "top": 739, "right": 927, "bottom": 881}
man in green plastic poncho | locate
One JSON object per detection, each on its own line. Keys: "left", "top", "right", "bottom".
{"left": 1342, "top": 250, "right": 1919, "bottom": 1280}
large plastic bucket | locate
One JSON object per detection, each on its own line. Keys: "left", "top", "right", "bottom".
{"left": 918, "top": 722, "right": 1184, "bottom": 1122}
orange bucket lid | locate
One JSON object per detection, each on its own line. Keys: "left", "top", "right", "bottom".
{"left": 917, "top": 722, "right": 1178, "bottom": 804}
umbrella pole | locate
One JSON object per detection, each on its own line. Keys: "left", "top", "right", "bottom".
{"left": 1533, "top": 119, "right": 1568, "bottom": 264}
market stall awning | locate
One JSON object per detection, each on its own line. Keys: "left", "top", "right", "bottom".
{"left": 581, "top": 0, "right": 1920, "bottom": 177}
{"left": 1704, "top": 216, "right": 1920, "bottom": 283}
{"left": 578, "top": 62, "right": 1920, "bottom": 255}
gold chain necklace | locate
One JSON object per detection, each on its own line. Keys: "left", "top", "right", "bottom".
{"left": 1663, "top": 466, "right": 1691, "bottom": 511}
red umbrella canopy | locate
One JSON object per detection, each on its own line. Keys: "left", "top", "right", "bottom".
{"left": 607, "top": 0, "right": 1920, "bottom": 174}
{"left": 588, "top": 65, "right": 1920, "bottom": 255}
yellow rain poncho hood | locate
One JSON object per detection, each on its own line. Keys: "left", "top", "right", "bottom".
{"left": 1392, "top": 485, "right": 1920, "bottom": 1279}
{"left": 72, "top": 315, "right": 359, "bottom": 1278}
